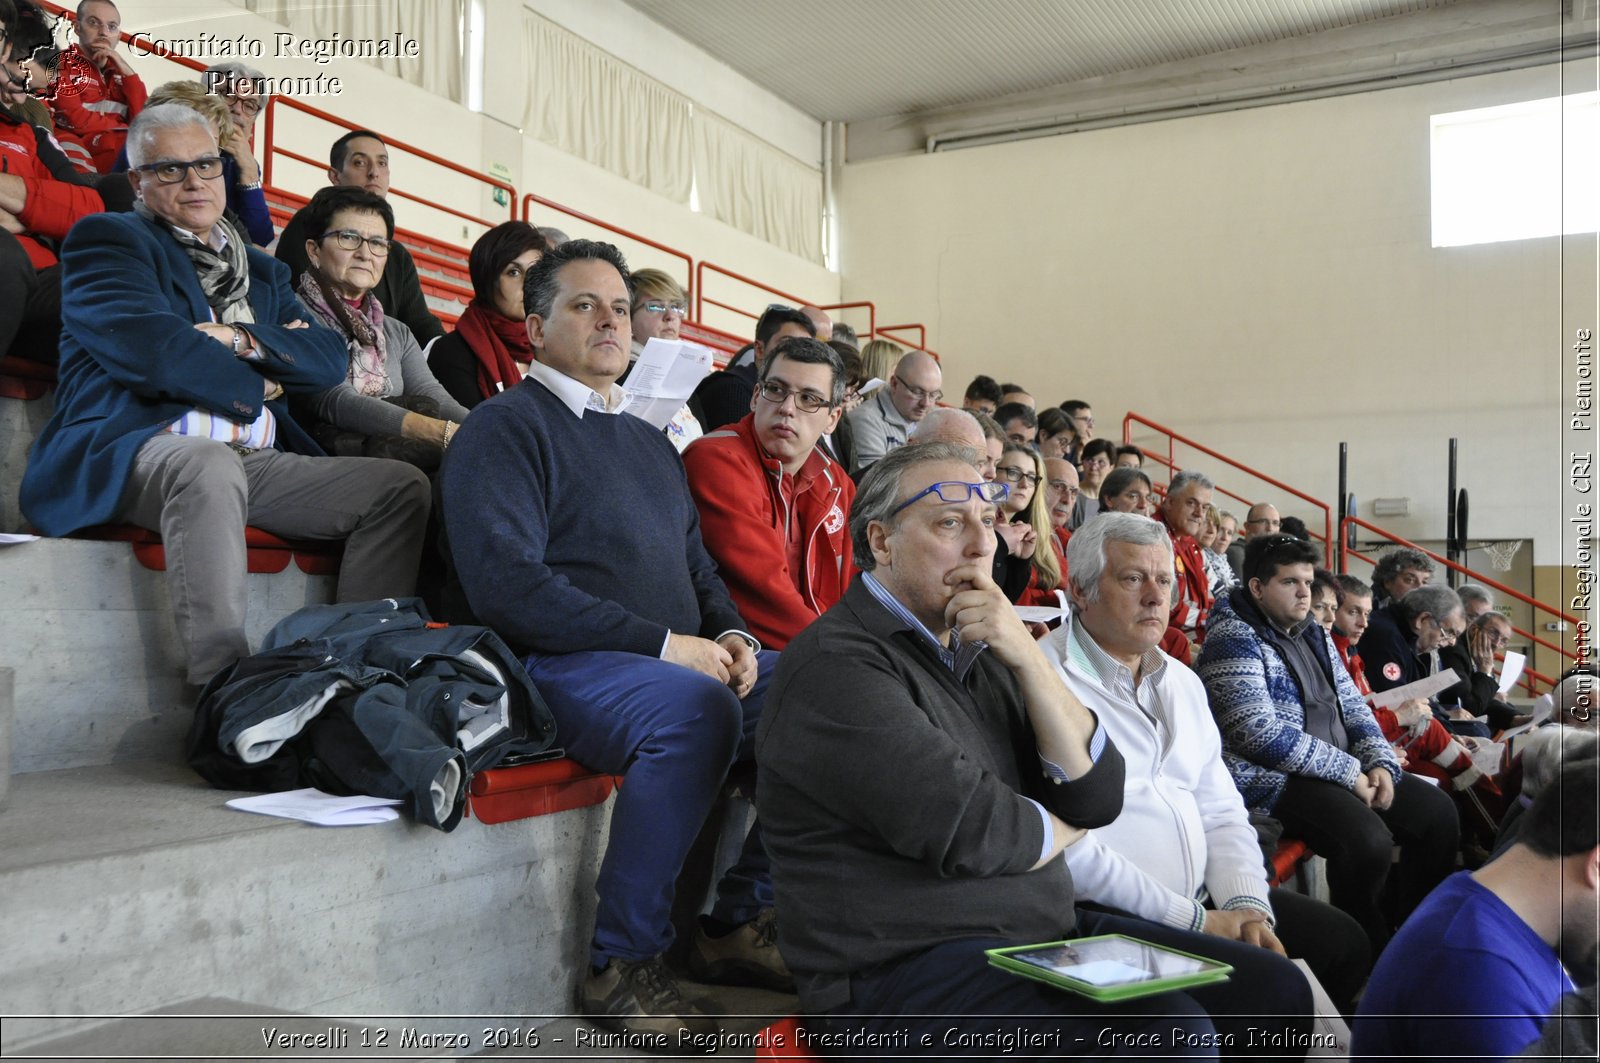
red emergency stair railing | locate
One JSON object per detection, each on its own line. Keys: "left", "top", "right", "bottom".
{"left": 1340, "top": 517, "right": 1577, "bottom": 697}
{"left": 1125, "top": 413, "right": 1336, "bottom": 567}
{"left": 262, "top": 96, "right": 517, "bottom": 230}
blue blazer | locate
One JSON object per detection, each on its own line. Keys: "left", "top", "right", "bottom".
{"left": 21, "top": 211, "right": 348, "bottom": 536}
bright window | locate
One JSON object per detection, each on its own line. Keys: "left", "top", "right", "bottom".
{"left": 1431, "top": 92, "right": 1599, "bottom": 248}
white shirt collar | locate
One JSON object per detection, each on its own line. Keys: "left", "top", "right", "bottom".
{"left": 523, "top": 358, "right": 632, "bottom": 418}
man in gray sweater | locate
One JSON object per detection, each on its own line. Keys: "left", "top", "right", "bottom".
{"left": 757, "top": 443, "right": 1252, "bottom": 1056}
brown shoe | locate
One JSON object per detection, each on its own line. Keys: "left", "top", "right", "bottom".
{"left": 687, "top": 908, "right": 795, "bottom": 992}
{"left": 580, "top": 955, "right": 719, "bottom": 1041}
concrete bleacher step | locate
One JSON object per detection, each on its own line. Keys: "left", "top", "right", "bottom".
{"left": 0, "top": 759, "right": 611, "bottom": 1055}
{"left": 0, "top": 535, "right": 336, "bottom": 773}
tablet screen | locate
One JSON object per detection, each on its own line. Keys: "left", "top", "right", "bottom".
{"left": 1009, "top": 938, "right": 1222, "bottom": 987}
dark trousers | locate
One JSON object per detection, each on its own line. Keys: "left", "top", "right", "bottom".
{"left": 1272, "top": 773, "right": 1458, "bottom": 952}
{"left": 813, "top": 908, "right": 1314, "bottom": 1059}
{"left": 0, "top": 231, "right": 61, "bottom": 363}
{"left": 523, "top": 648, "right": 777, "bottom": 969}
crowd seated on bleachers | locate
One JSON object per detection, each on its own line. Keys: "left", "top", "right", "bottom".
{"left": 290, "top": 184, "right": 468, "bottom": 469}
{"left": 2, "top": 7, "right": 1591, "bottom": 1051}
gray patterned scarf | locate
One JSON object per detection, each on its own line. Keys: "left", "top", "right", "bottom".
{"left": 136, "top": 201, "right": 255, "bottom": 325}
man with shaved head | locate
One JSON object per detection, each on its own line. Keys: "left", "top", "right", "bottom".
{"left": 846, "top": 348, "right": 942, "bottom": 474}
{"left": 909, "top": 406, "right": 1029, "bottom": 601}
{"left": 1243, "top": 503, "right": 1282, "bottom": 540}
{"left": 798, "top": 305, "right": 832, "bottom": 343}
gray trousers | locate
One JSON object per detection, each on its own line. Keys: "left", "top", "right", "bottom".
{"left": 119, "top": 434, "right": 432, "bottom": 684}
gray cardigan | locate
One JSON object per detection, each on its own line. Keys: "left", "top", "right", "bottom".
{"left": 309, "top": 317, "right": 470, "bottom": 436}
{"left": 755, "top": 579, "right": 1125, "bottom": 1011}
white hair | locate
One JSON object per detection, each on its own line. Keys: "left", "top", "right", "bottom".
{"left": 126, "top": 102, "right": 215, "bottom": 169}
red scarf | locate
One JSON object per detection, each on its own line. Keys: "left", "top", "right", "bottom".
{"left": 453, "top": 302, "right": 534, "bottom": 401}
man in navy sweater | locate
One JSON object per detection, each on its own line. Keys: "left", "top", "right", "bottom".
{"left": 439, "top": 240, "right": 780, "bottom": 1038}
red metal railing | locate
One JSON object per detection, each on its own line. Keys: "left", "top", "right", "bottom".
{"left": 1340, "top": 516, "right": 1575, "bottom": 696}
{"left": 1125, "top": 413, "right": 1335, "bottom": 567}
{"left": 261, "top": 96, "right": 516, "bottom": 229}
{"left": 521, "top": 193, "right": 697, "bottom": 302}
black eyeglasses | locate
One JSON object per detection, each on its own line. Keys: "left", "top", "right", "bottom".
{"left": 134, "top": 156, "right": 225, "bottom": 184}
{"left": 318, "top": 229, "right": 392, "bottom": 256}
{"left": 893, "top": 375, "right": 943, "bottom": 403}
{"left": 996, "top": 465, "right": 1040, "bottom": 488}
{"left": 1428, "top": 616, "right": 1465, "bottom": 643}
{"left": 890, "top": 480, "right": 1008, "bottom": 517}
{"left": 756, "top": 380, "right": 832, "bottom": 414}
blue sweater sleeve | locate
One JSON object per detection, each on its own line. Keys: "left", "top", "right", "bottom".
{"left": 440, "top": 400, "right": 674, "bottom": 657}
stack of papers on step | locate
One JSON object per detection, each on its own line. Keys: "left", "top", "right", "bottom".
{"left": 226, "top": 788, "right": 402, "bottom": 826}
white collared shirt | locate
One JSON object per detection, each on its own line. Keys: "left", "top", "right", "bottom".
{"left": 523, "top": 358, "right": 633, "bottom": 418}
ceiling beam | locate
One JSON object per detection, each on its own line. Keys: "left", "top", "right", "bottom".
{"left": 845, "top": 0, "right": 1597, "bottom": 161}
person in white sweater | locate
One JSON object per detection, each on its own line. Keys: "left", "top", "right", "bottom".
{"left": 1042, "top": 513, "right": 1372, "bottom": 1015}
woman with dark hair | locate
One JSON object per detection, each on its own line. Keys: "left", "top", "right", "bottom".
{"left": 428, "top": 220, "right": 549, "bottom": 410}
{"left": 1071, "top": 437, "right": 1117, "bottom": 528}
{"left": 1035, "top": 405, "right": 1075, "bottom": 460}
{"left": 295, "top": 185, "right": 469, "bottom": 470}
{"left": 1096, "top": 465, "right": 1156, "bottom": 519}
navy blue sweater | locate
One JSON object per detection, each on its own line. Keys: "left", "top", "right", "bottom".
{"left": 439, "top": 377, "right": 746, "bottom": 657}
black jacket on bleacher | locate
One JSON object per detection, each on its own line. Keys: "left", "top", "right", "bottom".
{"left": 274, "top": 207, "right": 446, "bottom": 345}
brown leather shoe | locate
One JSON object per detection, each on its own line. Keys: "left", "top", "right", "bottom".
{"left": 687, "top": 908, "right": 795, "bottom": 992}
{"left": 580, "top": 955, "right": 719, "bottom": 1041}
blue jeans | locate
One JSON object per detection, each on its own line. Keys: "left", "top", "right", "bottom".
{"left": 523, "top": 647, "right": 777, "bottom": 967}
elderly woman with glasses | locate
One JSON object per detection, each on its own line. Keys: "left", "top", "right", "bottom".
{"left": 620, "top": 267, "right": 702, "bottom": 451}
{"left": 997, "top": 443, "right": 1063, "bottom": 607}
{"left": 294, "top": 185, "right": 469, "bottom": 470}
{"left": 428, "top": 220, "right": 548, "bottom": 410}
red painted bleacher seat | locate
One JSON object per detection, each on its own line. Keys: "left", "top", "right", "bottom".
{"left": 754, "top": 1016, "right": 819, "bottom": 1062}
{"left": 0, "top": 355, "right": 56, "bottom": 400}
{"left": 73, "top": 523, "right": 342, "bottom": 576}
{"left": 466, "top": 757, "right": 619, "bottom": 823}
{"left": 1268, "top": 839, "right": 1313, "bottom": 887}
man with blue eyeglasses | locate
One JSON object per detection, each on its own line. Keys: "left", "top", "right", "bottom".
{"left": 683, "top": 336, "right": 855, "bottom": 651}
{"left": 757, "top": 443, "right": 1253, "bottom": 1054}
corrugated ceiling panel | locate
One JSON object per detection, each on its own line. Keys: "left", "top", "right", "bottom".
{"left": 621, "top": 0, "right": 1443, "bottom": 121}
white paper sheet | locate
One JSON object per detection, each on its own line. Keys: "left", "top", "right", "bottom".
{"left": 858, "top": 377, "right": 886, "bottom": 396}
{"left": 1497, "top": 651, "right": 1527, "bottom": 695}
{"left": 622, "top": 338, "right": 715, "bottom": 429}
{"left": 1460, "top": 736, "right": 1506, "bottom": 777}
{"left": 226, "top": 788, "right": 402, "bottom": 826}
{"left": 0, "top": 533, "right": 40, "bottom": 545}
{"left": 1291, "top": 958, "right": 1352, "bottom": 1057}
{"left": 1364, "top": 668, "right": 1462, "bottom": 710}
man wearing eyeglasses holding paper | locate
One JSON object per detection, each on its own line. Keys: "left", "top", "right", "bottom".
{"left": 755, "top": 443, "right": 1275, "bottom": 1054}
{"left": 20, "top": 104, "right": 431, "bottom": 685}
{"left": 683, "top": 336, "right": 855, "bottom": 650}
{"left": 846, "top": 347, "right": 942, "bottom": 475}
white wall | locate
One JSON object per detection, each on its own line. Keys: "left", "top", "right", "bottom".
{"left": 108, "top": 0, "right": 838, "bottom": 321}
{"left": 836, "top": 60, "right": 1598, "bottom": 565}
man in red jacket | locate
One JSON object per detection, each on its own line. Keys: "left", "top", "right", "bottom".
{"left": 0, "top": 32, "right": 103, "bottom": 359}
{"left": 1160, "top": 468, "right": 1215, "bottom": 648}
{"left": 684, "top": 337, "right": 854, "bottom": 649}
{"left": 49, "top": 0, "right": 145, "bottom": 172}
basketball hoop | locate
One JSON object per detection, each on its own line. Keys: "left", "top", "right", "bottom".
{"left": 1480, "top": 540, "right": 1522, "bottom": 572}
